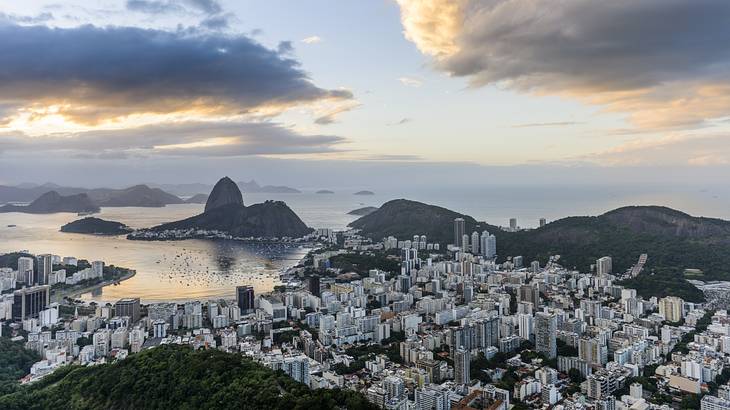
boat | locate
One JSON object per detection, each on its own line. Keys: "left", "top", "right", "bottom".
{"left": 7, "top": 224, "right": 16, "bottom": 227}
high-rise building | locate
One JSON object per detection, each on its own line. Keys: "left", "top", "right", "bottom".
{"left": 307, "top": 276, "right": 321, "bottom": 297}
{"left": 701, "top": 395, "right": 730, "bottom": 410}
{"left": 236, "top": 285, "right": 255, "bottom": 313}
{"left": 453, "top": 218, "right": 465, "bottom": 248}
{"left": 535, "top": 312, "right": 557, "bottom": 359}
{"left": 454, "top": 347, "right": 470, "bottom": 385}
{"left": 518, "top": 313, "right": 534, "bottom": 341}
{"left": 114, "top": 298, "right": 141, "bottom": 323}
{"left": 401, "top": 247, "right": 419, "bottom": 274}
{"left": 630, "top": 383, "right": 643, "bottom": 399}
{"left": 470, "top": 231, "right": 480, "bottom": 254}
{"left": 383, "top": 375, "right": 405, "bottom": 400}
{"left": 480, "top": 231, "right": 497, "bottom": 258}
{"left": 658, "top": 296, "right": 684, "bottom": 323}
{"left": 518, "top": 284, "right": 540, "bottom": 308}
{"left": 17, "top": 257, "right": 34, "bottom": 285}
{"left": 91, "top": 260, "right": 105, "bottom": 279}
{"left": 12, "top": 285, "right": 50, "bottom": 320}
{"left": 579, "top": 337, "right": 607, "bottom": 365}
{"left": 509, "top": 218, "right": 518, "bottom": 231}
{"left": 596, "top": 256, "right": 612, "bottom": 275}
{"left": 36, "top": 254, "right": 53, "bottom": 285}
{"left": 539, "top": 218, "right": 547, "bottom": 228}
{"left": 415, "top": 385, "right": 449, "bottom": 410}
{"left": 153, "top": 319, "right": 167, "bottom": 338}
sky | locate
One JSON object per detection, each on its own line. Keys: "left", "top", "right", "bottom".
{"left": 1, "top": 0, "right": 730, "bottom": 188}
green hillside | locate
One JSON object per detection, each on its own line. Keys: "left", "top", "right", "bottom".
{"left": 0, "top": 345, "right": 376, "bottom": 410}
{"left": 349, "top": 201, "right": 730, "bottom": 301}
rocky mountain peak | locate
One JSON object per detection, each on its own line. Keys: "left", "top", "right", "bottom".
{"left": 205, "top": 177, "right": 244, "bottom": 212}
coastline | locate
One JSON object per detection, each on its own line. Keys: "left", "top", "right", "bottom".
{"left": 51, "top": 269, "right": 137, "bottom": 303}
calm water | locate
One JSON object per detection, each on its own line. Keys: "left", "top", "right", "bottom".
{"left": 1, "top": 186, "right": 729, "bottom": 303}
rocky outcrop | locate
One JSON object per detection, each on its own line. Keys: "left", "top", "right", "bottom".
{"left": 136, "top": 177, "right": 312, "bottom": 239}
{"left": 205, "top": 177, "right": 244, "bottom": 212}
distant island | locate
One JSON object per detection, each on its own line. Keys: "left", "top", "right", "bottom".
{"left": 349, "top": 200, "right": 730, "bottom": 302}
{"left": 0, "top": 183, "right": 183, "bottom": 208}
{"left": 0, "top": 191, "right": 99, "bottom": 214}
{"left": 61, "top": 217, "right": 133, "bottom": 235}
{"left": 316, "top": 190, "right": 334, "bottom": 194}
{"left": 347, "top": 206, "right": 379, "bottom": 216}
{"left": 129, "top": 177, "right": 312, "bottom": 240}
{"left": 354, "top": 190, "right": 375, "bottom": 195}
{"left": 184, "top": 193, "right": 208, "bottom": 204}
{"left": 89, "top": 185, "right": 183, "bottom": 207}
{"left": 238, "top": 180, "right": 301, "bottom": 194}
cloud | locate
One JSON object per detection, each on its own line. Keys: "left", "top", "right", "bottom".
{"left": 388, "top": 118, "right": 412, "bottom": 126}
{"left": 362, "top": 154, "right": 422, "bottom": 161}
{"left": 126, "top": 0, "right": 221, "bottom": 15}
{"left": 0, "top": 21, "right": 353, "bottom": 123}
{"left": 200, "top": 13, "right": 233, "bottom": 30}
{"left": 0, "top": 121, "right": 347, "bottom": 158}
{"left": 0, "top": 12, "right": 54, "bottom": 24}
{"left": 512, "top": 121, "right": 582, "bottom": 128}
{"left": 395, "top": 0, "right": 730, "bottom": 129}
{"left": 301, "top": 36, "right": 322, "bottom": 44}
{"left": 313, "top": 100, "right": 361, "bottom": 125}
{"left": 398, "top": 77, "right": 423, "bottom": 88}
{"left": 578, "top": 134, "right": 730, "bottom": 166}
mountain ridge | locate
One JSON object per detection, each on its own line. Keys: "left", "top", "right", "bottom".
{"left": 349, "top": 200, "right": 730, "bottom": 283}
{"left": 0, "top": 184, "right": 183, "bottom": 208}
{"left": 0, "top": 191, "right": 99, "bottom": 214}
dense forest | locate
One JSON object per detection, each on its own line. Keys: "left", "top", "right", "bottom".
{"left": 0, "top": 345, "right": 376, "bottom": 410}
{"left": 0, "top": 336, "right": 41, "bottom": 396}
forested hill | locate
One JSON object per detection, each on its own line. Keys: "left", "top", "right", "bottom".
{"left": 350, "top": 201, "right": 730, "bottom": 282}
{"left": 0, "top": 345, "right": 376, "bottom": 410}
{"left": 347, "top": 199, "right": 501, "bottom": 245}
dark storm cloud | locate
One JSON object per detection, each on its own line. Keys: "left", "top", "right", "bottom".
{"left": 0, "top": 122, "right": 346, "bottom": 157}
{"left": 436, "top": 0, "right": 730, "bottom": 91}
{"left": 0, "top": 21, "right": 353, "bottom": 121}
{"left": 399, "top": 0, "right": 730, "bottom": 128}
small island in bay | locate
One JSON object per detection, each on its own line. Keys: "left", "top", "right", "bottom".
{"left": 354, "top": 190, "right": 375, "bottom": 195}
{"left": 347, "top": 206, "right": 379, "bottom": 216}
{"left": 316, "top": 190, "right": 335, "bottom": 194}
{"left": 61, "top": 217, "right": 133, "bottom": 235}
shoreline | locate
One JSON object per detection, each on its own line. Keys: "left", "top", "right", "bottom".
{"left": 52, "top": 269, "right": 137, "bottom": 303}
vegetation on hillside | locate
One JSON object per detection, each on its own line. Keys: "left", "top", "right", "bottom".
{"left": 0, "top": 345, "right": 376, "bottom": 410}
{"left": 60, "top": 217, "right": 132, "bottom": 235}
{"left": 350, "top": 201, "right": 730, "bottom": 284}
{"left": 0, "top": 337, "right": 41, "bottom": 396}
{"left": 329, "top": 253, "right": 400, "bottom": 276}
